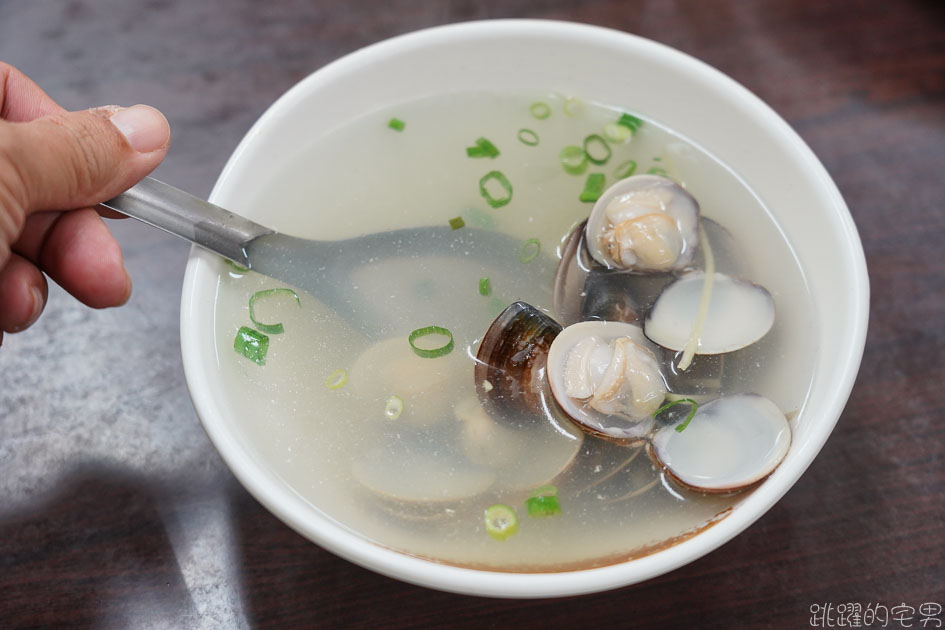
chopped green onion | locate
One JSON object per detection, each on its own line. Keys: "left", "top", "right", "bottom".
{"left": 249, "top": 288, "right": 300, "bottom": 335}
{"left": 384, "top": 395, "right": 404, "bottom": 420}
{"left": 479, "top": 170, "right": 513, "bottom": 208}
{"left": 529, "top": 102, "right": 551, "bottom": 120}
{"left": 517, "top": 128, "right": 539, "bottom": 146}
{"left": 484, "top": 504, "right": 518, "bottom": 540}
{"left": 388, "top": 117, "right": 405, "bottom": 131}
{"left": 613, "top": 159, "right": 638, "bottom": 179}
{"left": 579, "top": 173, "right": 606, "bottom": 203}
{"left": 234, "top": 326, "right": 269, "bottom": 366}
{"left": 525, "top": 484, "right": 561, "bottom": 517}
{"left": 654, "top": 398, "right": 700, "bottom": 432}
{"left": 603, "top": 122, "right": 633, "bottom": 144}
{"left": 224, "top": 258, "right": 249, "bottom": 273}
{"left": 647, "top": 166, "right": 670, "bottom": 177}
{"left": 478, "top": 276, "right": 491, "bottom": 296}
{"left": 325, "top": 368, "right": 348, "bottom": 390}
{"left": 407, "top": 325, "right": 454, "bottom": 359}
{"left": 563, "top": 96, "right": 584, "bottom": 117}
{"left": 519, "top": 238, "right": 540, "bottom": 263}
{"left": 559, "top": 145, "right": 588, "bottom": 175}
{"left": 466, "top": 137, "right": 500, "bottom": 159}
{"left": 448, "top": 216, "right": 465, "bottom": 230}
{"left": 583, "top": 134, "right": 612, "bottom": 165}
{"left": 617, "top": 112, "right": 644, "bottom": 133}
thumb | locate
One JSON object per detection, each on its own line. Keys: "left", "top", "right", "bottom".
{"left": 0, "top": 104, "right": 170, "bottom": 218}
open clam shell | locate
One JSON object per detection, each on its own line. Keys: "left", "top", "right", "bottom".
{"left": 351, "top": 439, "right": 496, "bottom": 521}
{"left": 648, "top": 393, "right": 791, "bottom": 493}
{"left": 546, "top": 320, "right": 665, "bottom": 444}
{"left": 454, "top": 396, "right": 583, "bottom": 493}
{"left": 644, "top": 271, "right": 775, "bottom": 355}
{"left": 586, "top": 174, "right": 700, "bottom": 272}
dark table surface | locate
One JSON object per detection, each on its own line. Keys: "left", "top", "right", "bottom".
{"left": 1, "top": 1, "right": 943, "bottom": 628}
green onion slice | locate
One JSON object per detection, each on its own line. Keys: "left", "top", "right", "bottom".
{"left": 519, "top": 238, "right": 540, "bottom": 263}
{"left": 466, "top": 137, "right": 500, "bottom": 159}
{"left": 478, "top": 276, "right": 491, "bottom": 296}
{"left": 234, "top": 326, "right": 269, "bottom": 366}
{"left": 448, "top": 216, "right": 465, "bottom": 230}
{"left": 654, "top": 398, "right": 700, "bottom": 432}
{"left": 526, "top": 484, "right": 560, "bottom": 516}
{"left": 603, "top": 122, "right": 633, "bottom": 144}
{"left": 559, "top": 145, "right": 588, "bottom": 175}
{"left": 384, "top": 395, "right": 404, "bottom": 420}
{"left": 407, "top": 325, "right": 454, "bottom": 359}
{"left": 325, "top": 368, "right": 348, "bottom": 390}
{"left": 484, "top": 504, "right": 518, "bottom": 541}
{"left": 563, "top": 96, "right": 584, "bottom": 117}
{"left": 613, "top": 159, "right": 638, "bottom": 179}
{"left": 388, "top": 117, "right": 405, "bottom": 131}
{"left": 517, "top": 128, "right": 539, "bottom": 146}
{"left": 617, "top": 112, "right": 644, "bottom": 133}
{"left": 249, "top": 288, "right": 300, "bottom": 335}
{"left": 224, "top": 258, "right": 249, "bottom": 273}
{"left": 529, "top": 102, "right": 551, "bottom": 120}
{"left": 526, "top": 495, "right": 561, "bottom": 517}
{"left": 583, "top": 134, "right": 612, "bottom": 165}
{"left": 579, "top": 173, "right": 606, "bottom": 203}
{"left": 647, "top": 166, "right": 670, "bottom": 177}
{"left": 479, "top": 170, "right": 513, "bottom": 208}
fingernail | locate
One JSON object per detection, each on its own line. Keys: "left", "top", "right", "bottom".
{"left": 109, "top": 104, "right": 170, "bottom": 153}
{"left": 11, "top": 286, "right": 44, "bottom": 332}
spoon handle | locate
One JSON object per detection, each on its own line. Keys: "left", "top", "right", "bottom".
{"left": 100, "top": 176, "right": 274, "bottom": 267}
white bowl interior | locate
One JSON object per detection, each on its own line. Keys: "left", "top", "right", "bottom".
{"left": 180, "top": 20, "right": 868, "bottom": 597}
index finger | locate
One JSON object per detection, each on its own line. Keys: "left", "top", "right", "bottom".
{"left": 0, "top": 61, "right": 65, "bottom": 121}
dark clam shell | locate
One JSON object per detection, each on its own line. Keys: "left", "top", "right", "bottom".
{"left": 474, "top": 301, "right": 562, "bottom": 423}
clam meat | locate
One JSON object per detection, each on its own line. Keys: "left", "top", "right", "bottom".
{"left": 546, "top": 320, "right": 666, "bottom": 443}
{"left": 585, "top": 174, "right": 700, "bottom": 272}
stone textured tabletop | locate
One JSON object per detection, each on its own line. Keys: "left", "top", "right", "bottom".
{"left": 0, "top": 1, "right": 943, "bottom": 628}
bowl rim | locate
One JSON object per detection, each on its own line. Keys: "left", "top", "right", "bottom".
{"left": 180, "top": 18, "right": 869, "bottom": 598}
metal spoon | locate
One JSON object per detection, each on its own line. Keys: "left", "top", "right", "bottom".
{"left": 101, "top": 177, "right": 551, "bottom": 333}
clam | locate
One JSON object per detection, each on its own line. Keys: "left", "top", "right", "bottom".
{"left": 474, "top": 301, "right": 562, "bottom": 421}
{"left": 349, "top": 336, "right": 466, "bottom": 427}
{"left": 585, "top": 175, "right": 700, "bottom": 273}
{"left": 552, "top": 220, "right": 672, "bottom": 327}
{"left": 546, "top": 320, "right": 665, "bottom": 443}
{"left": 477, "top": 303, "right": 662, "bottom": 444}
{"left": 647, "top": 393, "right": 790, "bottom": 493}
{"left": 454, "top": 395, "right": 583, "bottom": 492}
{"left": 351, "top": 439, "right": 496, "bottom": 521}
{"left": 644, "top": 271, "right": 775, "bottom": 355}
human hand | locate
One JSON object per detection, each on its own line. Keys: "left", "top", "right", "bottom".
{"left": 0, "top": 62, "right": 170, "bottom": 347}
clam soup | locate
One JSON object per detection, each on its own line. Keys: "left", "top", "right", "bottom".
{"left": 212, "top": 92, "right": 815, "bottom": 570}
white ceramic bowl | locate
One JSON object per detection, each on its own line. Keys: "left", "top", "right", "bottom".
{"left": 181, "top": 20, "right": 868, "bottom": 597}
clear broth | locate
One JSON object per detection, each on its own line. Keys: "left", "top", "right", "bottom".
{"left": 212, "top": 92, "right": 815, "bottom": 570}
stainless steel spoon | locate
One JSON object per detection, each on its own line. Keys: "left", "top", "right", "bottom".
{"left": 101, "top": 177, "right": 549, "bottom": 333}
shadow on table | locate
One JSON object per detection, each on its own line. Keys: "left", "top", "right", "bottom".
{"left": 0, "top": 465, "right": 197, "bottom": 629}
